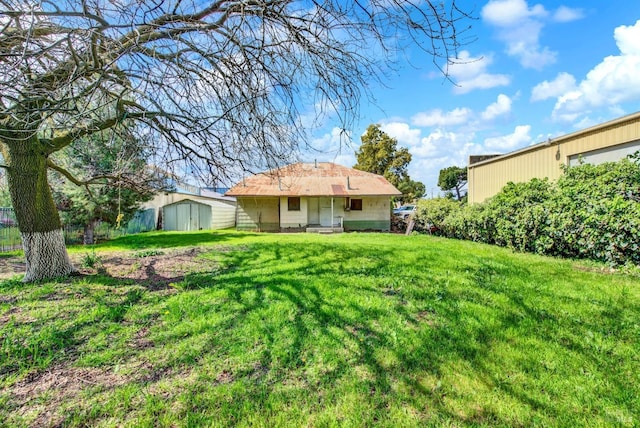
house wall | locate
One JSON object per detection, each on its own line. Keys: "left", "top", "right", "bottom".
{"left": 468, "top": 113, "right": 640, "bottom": 204}
{"left": 280, "top": 196, "right": 308, "bottom": 229}
{"left": 343, "top": 197, "right": 391, "bottom": 231}
{"left": 236, "top": 196, "right": 391, "bottom": 231}
{"left": 236, "top": 197, "right": 280, "bottom": 231}
{"left": 143, "top": 192, "right": 236, "bottom": 229}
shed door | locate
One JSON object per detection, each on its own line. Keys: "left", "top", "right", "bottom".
{"left": 163, "top": 205, "right": 177, "bottom": 230}
{"left": 177, "top": 203, "right": 191, "bottom": 230}
{"left": 198, "top": 203, "right": 212, "bottom": 230}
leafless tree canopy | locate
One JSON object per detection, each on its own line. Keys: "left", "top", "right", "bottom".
{"left": 0, "top": 0, "right": 472, "bottom": 184}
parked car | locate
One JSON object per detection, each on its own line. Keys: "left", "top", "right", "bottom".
{"left": 393, "top": 205, "right": 416, "bottom": 218}
{"left": 0, "top": 217, "right": 16, "bottom": 228}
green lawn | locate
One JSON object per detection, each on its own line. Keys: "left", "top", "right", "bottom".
{"left": 1, "top": 231, "right": 639, "bottom": 427}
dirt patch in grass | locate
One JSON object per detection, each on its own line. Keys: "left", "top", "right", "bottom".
{"left": 7, "top": 365, "right": 129, "bottom": 427}
{"left": 0, "top": 258, "right": 25, "bottom": 280}
{"left": 573, "top": 264, "right": 618, "bottom": 274}
{"left": 0, "top": 247, "right": 225, "bottom": 287}
{"left": 0, "top": 305, "right": 22, "bottom": 324}
{"left": 5, "top": 360, "right": 194, "bottom": 427}
{"left": 84, "top": 247, "right": 217, "bottom": 289}
{"left": 130, "top": 326, "right": 154, "bottom": 350}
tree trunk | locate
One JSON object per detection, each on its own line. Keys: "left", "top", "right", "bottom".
{"left": 2, "top": 141, "right": 77, "bottom": 282}
{"left": 83, "top": 220, "right": 96, "bottom": 245}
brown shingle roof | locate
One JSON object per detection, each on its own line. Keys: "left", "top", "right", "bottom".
{"left": 226, "top": 162, "right": 401, "bottom": 197}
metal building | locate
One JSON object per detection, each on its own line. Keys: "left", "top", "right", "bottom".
{"left": 468, "top": 111, "right": 640, "bottom": 204}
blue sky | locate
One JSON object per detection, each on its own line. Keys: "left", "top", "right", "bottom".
{"left": 308, "top": 0, "right": 640, "bottom": 197}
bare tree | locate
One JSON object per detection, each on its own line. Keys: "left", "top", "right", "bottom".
{"left": 0, "top": 0, "right": 473, "bottom": 281}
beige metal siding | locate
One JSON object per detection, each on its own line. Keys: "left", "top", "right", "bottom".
{"left": 468, "top": 113, "right": 640, "bottom": 204}
{"left": 210, "top": 200, "right": 236, "bottom": 229}
{"left": 468, "top": 145, "right": 563, "bottom": 204}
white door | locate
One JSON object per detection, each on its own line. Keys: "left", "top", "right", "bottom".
{"left": 308, "top": 198, "right": 319, "bottom": 225}
{"left": 319, "top": 197, "right": 332, "bottom": 226}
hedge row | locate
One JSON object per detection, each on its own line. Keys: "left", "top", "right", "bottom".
{"left": 414, "top": 158, "right": 640, "bottom": 266}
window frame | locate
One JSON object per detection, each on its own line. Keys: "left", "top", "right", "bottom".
{"left": 349, "top": 198, "right": 363, "bottom": 211}
{"left": 288, "top": 196, "right": 301, "bottom": 211}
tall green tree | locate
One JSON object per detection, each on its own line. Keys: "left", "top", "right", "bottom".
{"left": 438, "top": 166, "right": 468, "bottom": 200}
{"left": 0, "top": 1, "right": 470, "bottom": 281}
{"left": 50, "top": 128, "right": 167, "bottom": 244}
{"left": 354, "top": 124, "right": 425, "bottom": 203}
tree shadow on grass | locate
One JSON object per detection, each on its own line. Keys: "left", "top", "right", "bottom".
{"left": 135, "top": 243, "right": 524, "bottom": 425}
{"left": 90, "top": 230, "right": 257, "bottom": 250}
{"left": 3, "top": 239, "right": 639, "bottom": 426}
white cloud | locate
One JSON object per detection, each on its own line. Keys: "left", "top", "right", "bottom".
{"left": 484, "top": 125, "right": 532, "bottom": 150}
{"left": 481, "top": 0, "right": 582, "bottom": 70}
{"left": 411, "top": 107, "right": 473, "bottom": 127}
{"left": 531, "top": 72, "right": 577, "bottom": 101}
{"left": 615, "top": 19, "right": 640, "bottom": 55}
{"left": 447, "top": 51, "right": 511, "bottom": 94}
{"left": 552, "top": 20, "right": 640, "bottom": 121}
{"left": 553, "top": 6, "right": 584, "bottom": 23}
{"left": 406, "top": 130, "right": 481, "bottom": 190}
{"left": 481, "top": 94, "right": 512, "bottom": 120}
{"left": 310, "top": 127, "right": 356, "bottom": 165}
{"left": 411, "top": 129, "right": 455, "bottom": 157}
{"left": 355, "top": 121, "right": 482, "bottom": 191}
{"left": 454, "top": 73, "right": 512, "bottom": 95}
{"left": 482, "top": 0, "right": 547, "bottom": 26}
{"left": 379, "top": 122, "right": 421, "bottom": 146}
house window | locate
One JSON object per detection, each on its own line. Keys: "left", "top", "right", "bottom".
{"left": 288, "top": 197, "right": 301, "bottom": 211}
{"left": 350, "top": 198, "right": 363, "bottom": 211}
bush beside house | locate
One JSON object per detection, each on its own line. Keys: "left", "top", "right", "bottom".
{"left": 414, "top": 158, "right": 640, "bottom": 266}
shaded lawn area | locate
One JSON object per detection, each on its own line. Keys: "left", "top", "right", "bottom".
{"left": 0, "top": 231, "right": 639, "bottom": 427}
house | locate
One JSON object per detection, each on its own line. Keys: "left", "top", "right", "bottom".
{"left": 468, "top": 111, "right": 640, "bottom": 204}
{"left": 142, "top": 184, "right": 236, "bottom": 231}
{"left": 225, "top": 162, "right": 401, "bottom": 232}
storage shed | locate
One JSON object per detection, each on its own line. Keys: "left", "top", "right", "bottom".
{"left": 162, "top": 200, "right": 212, "bottom": 231}
{"left": 142, "top": 188, "right": 236, "bottom": 231}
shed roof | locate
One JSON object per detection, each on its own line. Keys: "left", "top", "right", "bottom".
{"left": 226, "top": 162, "right": 401, "bottom": 197}
{"left": 468, "top": 110, "right": 640, "bottom": 169}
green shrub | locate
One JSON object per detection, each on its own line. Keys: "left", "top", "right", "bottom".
{"left": 413, "top": 198, "right": 460, "bottom": 234}
{"left": 489, "top": 178, "right": 552, "bottom": 250}
{"left": 437, "top": 158, "right": 640, "bottom": 266}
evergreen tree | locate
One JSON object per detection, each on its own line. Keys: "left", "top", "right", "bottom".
{"left": 50, "top": 128, "right": 167, "bottom": 244}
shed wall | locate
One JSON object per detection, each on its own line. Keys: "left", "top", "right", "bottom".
{"left": 468, "top": 115, "right": 640, "bottom": 204}
{"left": 143, "top": 192, "right": 236, "bottom": 229}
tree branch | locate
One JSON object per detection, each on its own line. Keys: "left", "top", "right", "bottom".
{"left": 46, "top": 158, "right": 96, "bottom": 196}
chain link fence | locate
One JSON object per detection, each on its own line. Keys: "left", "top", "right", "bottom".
{"left": 0, "top": 207, "right": 20, "bottom": 251}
